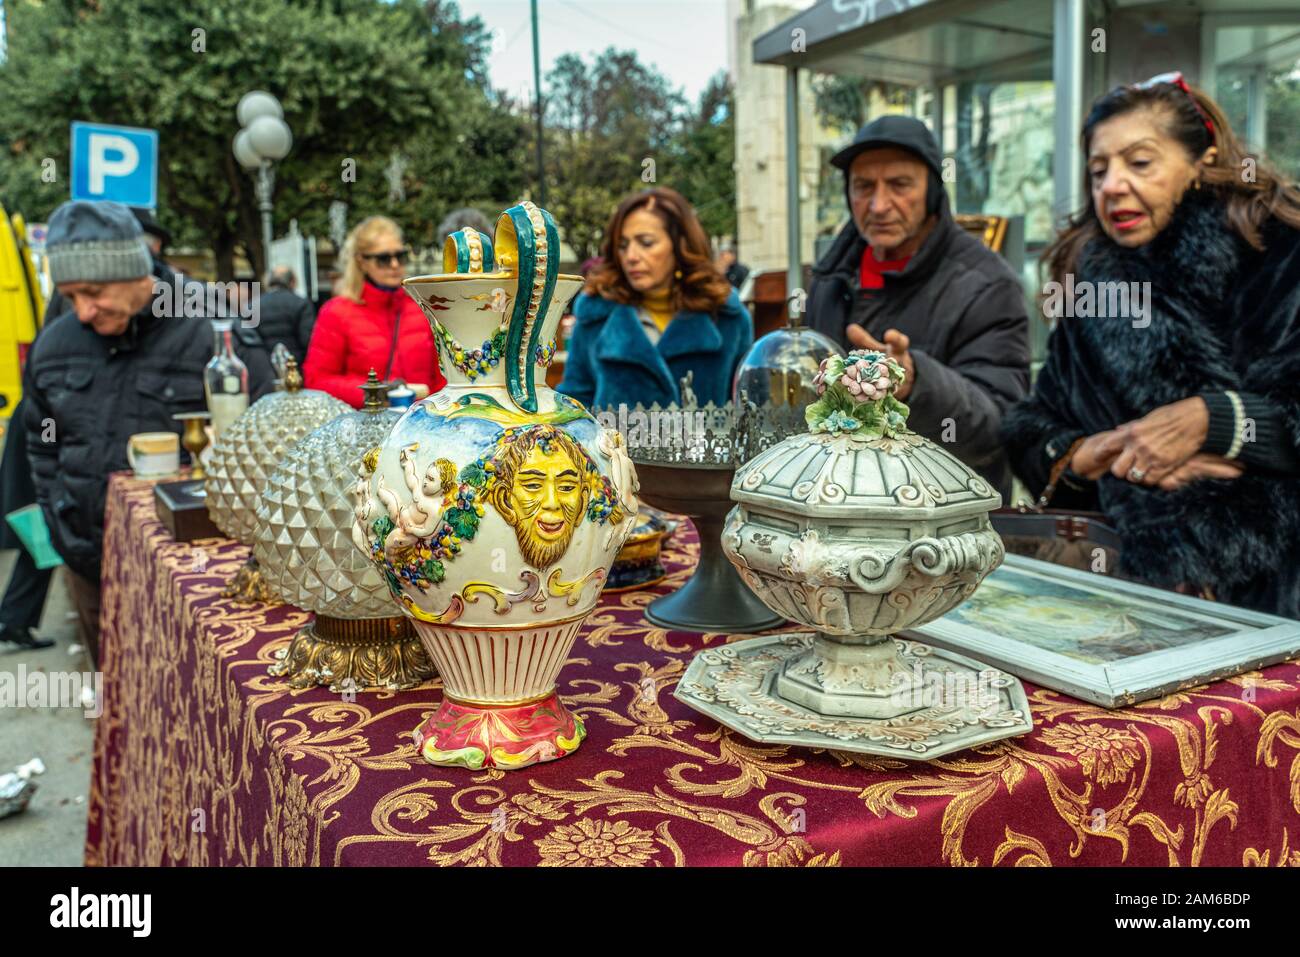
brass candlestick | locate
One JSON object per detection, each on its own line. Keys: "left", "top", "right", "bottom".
{"left": 174, "top": 411, "right": 211, "bottom": 479}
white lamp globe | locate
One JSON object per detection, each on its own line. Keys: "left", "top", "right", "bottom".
{"left": 246, "top": 115, "right": 293, "bottom": 162}
{"left": 233, "top": 129, "right": 262, "bottom": 170}
{"left": 237, "top": 90, "right": 284, "bottom": 127}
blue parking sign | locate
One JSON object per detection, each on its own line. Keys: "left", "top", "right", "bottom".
{"left": 70, "top": 122, "right": 159, "bottom": 208}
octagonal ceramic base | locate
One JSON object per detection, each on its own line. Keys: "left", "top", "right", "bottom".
{"left": 675, "top": 632, "right": 1033, "bottom": 759}
{"left": 412, "top": 692, "right": 586, "bottom": 771}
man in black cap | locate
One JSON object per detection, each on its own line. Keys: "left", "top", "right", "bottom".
{"left": 806, "top": 115, "right": 1029, "bottom": 498}
{"left": 23, "top": 200, "right": 275, "bottom": 662}
{"left": 131, "top": 207, "right": 173, "bottom": 261}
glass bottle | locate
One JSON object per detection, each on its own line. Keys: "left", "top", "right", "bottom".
{"left": 205, "top": 318, "right": 249, "bottom": 440}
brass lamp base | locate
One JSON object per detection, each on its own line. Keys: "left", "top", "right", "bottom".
{"left": 269, "top": 614, "right": 434, "bottom": 692}
{"left": 221, "top": 555, "right": 279, "bottom": 604}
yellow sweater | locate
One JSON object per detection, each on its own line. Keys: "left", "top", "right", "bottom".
{"left": 641, "top": 289, "right": 674, "bottom": 332}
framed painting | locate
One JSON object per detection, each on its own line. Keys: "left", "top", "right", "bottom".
{"left": 909, "top": 555, "right": 1300, "bottom": 708}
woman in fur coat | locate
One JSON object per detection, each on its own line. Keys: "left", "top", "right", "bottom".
{"left": 559, "top": 187, "right": 753, "bottom": 410}
{"left": 1002, "top": 73, "right": 1300, "bottom": 617}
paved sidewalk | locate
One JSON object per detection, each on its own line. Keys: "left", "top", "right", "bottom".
{"left": 0, "top": 553, "right": 95, "bottom": 866}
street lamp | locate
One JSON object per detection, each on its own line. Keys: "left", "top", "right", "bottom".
{"left": 232, "top": 91, "right": 293, "bottom": 273}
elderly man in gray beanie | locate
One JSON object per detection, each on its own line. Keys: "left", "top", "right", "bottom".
{"left": 22, "top": 200, "right": 274, "bottom": 663}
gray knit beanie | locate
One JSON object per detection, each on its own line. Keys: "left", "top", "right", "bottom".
{"left": 46, "top": 200, "right": 153, "bottom": 285}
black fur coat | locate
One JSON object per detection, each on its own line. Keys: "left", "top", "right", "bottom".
{"left": 1002, "top": 190, "right": 1300, "bottom": 617}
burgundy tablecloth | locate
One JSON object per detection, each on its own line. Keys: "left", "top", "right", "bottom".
{"left": 86, "top": 473, "right": 1300, "bottom": 866}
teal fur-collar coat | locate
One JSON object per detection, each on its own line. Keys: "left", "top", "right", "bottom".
{"left": 558, "top": 289, "right": 753, "bottom": 410}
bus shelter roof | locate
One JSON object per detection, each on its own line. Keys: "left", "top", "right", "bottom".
{"left": 753, "top": 0, "right": 1052, "bottom": 85}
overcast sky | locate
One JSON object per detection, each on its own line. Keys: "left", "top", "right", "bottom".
{"left": 458, "top": 0, "right": 732, "bottom": 105}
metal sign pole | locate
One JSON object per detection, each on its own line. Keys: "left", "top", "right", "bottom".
{"left": 532, "top": 0, "right": 546, "bottom": 207}
{"left": 785, "top": 66, "right": 802, "bottom": 320}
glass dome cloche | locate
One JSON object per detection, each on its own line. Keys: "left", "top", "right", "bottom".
{"left": 731, "top": 308, "right": 842, "bottom": 413}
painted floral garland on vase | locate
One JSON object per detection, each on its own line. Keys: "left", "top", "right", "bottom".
{"left": 353, "top": 202, "right": 640, "bottom": 771}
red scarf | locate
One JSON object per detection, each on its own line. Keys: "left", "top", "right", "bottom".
{"left": 860, "top": 247, "right": 911, "bottom": 290}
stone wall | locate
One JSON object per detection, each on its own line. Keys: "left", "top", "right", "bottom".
{"left": 733, "top": 2, "right": 821, "bottom": 277}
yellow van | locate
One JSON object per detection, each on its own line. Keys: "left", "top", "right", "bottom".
{"left": 0, "top": 206, "right": 46, "bottom": 431}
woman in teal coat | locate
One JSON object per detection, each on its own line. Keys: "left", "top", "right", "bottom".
{"left": 559, "top": 187, "right": 753, "bottom": 410}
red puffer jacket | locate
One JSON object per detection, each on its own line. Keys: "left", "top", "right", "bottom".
{"left": 303, "top": 280, "right": 445, "bottom": 408}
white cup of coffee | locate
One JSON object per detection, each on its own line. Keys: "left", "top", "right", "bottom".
{"left": 127, "top": 432, "right": 180, "bottom": 478}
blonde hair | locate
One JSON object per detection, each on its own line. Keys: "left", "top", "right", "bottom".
{"left": 339, "top": 215, "right": 404, "bottom": 303}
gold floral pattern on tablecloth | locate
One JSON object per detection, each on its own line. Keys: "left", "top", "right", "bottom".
{"left": 1039, "top": 723, "right": 1143, "bottom": 786}
{"left": 537, "top": 819, "right": 658, "bottom": 866}
{"left": 86, "top": 474, "right": 1300, "bottom": 866}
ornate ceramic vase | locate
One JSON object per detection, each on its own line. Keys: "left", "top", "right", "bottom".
{"left": 352, "top": 202, "right": 640, "bottom": 771}
{"left": 693, "top": 350, "right": 1033, "bottom": 758}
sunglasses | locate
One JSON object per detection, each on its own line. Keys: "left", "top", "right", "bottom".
{"left": 361, "top": 249, "right": 411, "bottom": 266}
{"left": 1131, "top": 71, "right": 1216, "bottom": 139}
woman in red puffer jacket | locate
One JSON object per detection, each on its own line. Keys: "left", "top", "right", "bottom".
{"left": 304, "top": 215, "right": 445, "bottom": 408}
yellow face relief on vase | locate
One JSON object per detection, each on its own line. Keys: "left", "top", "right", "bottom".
{"left": 492, "top": 435, "right": 589, "bottom": 570}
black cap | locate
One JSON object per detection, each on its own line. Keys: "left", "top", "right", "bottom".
{"left": 130, "top": 207, "right": 173, "bottom": 247}
{"left": 830, "top": 115, "right": 943, "bottom": 178}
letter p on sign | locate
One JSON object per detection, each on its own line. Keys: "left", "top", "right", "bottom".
{"left": 88, "top": 134, "right": 139, "bottom": 193}
{"left": 70, "top": 121, "right": 159, "bottom": 208}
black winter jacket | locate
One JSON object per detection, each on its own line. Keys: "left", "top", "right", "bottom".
{"left": 22, "top": 264, "right": 275, "bottom": 582}
{"left": 1001, "top": 190, "right": 1300, "bottom": 617}
{"left": 806, "top": 202, "right": 1030, "bottom": 499}
{"left": 255, "top": 286, "right": 316, "bottom": 365}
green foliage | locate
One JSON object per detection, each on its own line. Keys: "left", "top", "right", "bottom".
{"left": 459, "top": 462, "right": 486, "bottom": 488}
{"left": 382, "top": 567, "right": 403, "bottom": 598}
{"left": 419, "top": 558, "right": 445, "bottom": 584}
{"left": 0, "top": 6, "right": 739, "bottom": 275}
{"left": 530, "top": 50, "right": 736, "bottom": 261}
{"left": 0, "top": 0, "right": 525, "bottom": 277}
{"left": 812, "top": 75, "right": 912, "bottom": 134}
{"left": 671, "top": 72, "right": 737, "bottom": 242}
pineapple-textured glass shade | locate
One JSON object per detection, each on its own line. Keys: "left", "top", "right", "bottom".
{"left": 254, "top": 407, "right": 403, "bottom": 618}
{"left": 205, "top": 387, "right": 349, "bottom": 544}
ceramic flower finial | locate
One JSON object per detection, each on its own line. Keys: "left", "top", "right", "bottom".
{"left": 805, "top": 349, "right": 910, "bottom": 438}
